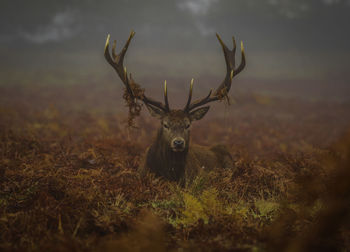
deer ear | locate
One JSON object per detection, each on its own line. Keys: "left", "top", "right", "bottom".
{"left": 189, "top": 106, "right": 210, "bottom": 121}
{"left": 145, "top": 104, "right": 165, "bottom": 119}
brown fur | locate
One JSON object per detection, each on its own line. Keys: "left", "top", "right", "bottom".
{"left": 139, "top": 110, "right": 234, "bottom": 185}
{"left": 105, "top": 32, "right": 245, "bottom": 185}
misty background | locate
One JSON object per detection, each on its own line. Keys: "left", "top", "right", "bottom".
{"left": 1, "top": 0, "right": 350, "bottom": 102}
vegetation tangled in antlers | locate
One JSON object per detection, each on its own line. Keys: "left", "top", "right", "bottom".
{"left": 104, "top": 31, "right": 245, "bottom": 127}
{"left": 122, "top": 80, "right": 144, "bottom": 127}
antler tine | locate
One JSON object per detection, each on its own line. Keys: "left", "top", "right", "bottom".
{"left": 112, "top": 40, "right": 117, "bottom": 60}
{"left": 185, "top": 33, "right": 246, "bottom": 112}
{"left": 104, "top": 33, "right": 134, "bottom": 97}
{"left": 164, "top": 80, "right": 170, "bottom": 111}
{"left": 232, "top": 36, "right": 237, "bottom": 54}
{"left": 184, "top": 78, "right": 194, "bottom": 112}
{"left": 104, "top": 31, "right": 168, "bottom": 112}
{"left": 185, "top": 89, "right": 214, "bottom": 112}
{"left": 234, "top": 41, "right": 246, "bottom": 75}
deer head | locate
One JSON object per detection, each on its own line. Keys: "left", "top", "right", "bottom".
{"left": 104, "top": 31, "right": 245, "bottom": 153}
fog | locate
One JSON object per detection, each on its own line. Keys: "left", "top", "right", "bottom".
{"left": 1, "top": 0, "right": 350, "bottom": 101}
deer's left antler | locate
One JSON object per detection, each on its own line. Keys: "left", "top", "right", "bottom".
{"left": 184, "top": 33, "right": 246, "bottom": 112}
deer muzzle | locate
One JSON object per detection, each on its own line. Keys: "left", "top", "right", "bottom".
{"left": 171, "top": 137, "right": 186, "bottom": 152}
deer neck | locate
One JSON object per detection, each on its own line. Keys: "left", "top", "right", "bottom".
{"left": 152, "top": 128, "right": 189, "bottom": 181}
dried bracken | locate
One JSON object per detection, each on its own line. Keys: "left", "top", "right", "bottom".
{"left": 1, "top": 84, "right": 350, "bottom": 251}
{"left": 122, "top": 81, "right": 144, "bottom": 127}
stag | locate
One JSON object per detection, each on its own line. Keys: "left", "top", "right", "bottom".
{"left": 104, "top": 31, "right": 245, "bottom": 184}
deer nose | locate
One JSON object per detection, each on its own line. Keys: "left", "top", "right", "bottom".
{"left": 173, "top": 138, "right": 185, "bottom": 148}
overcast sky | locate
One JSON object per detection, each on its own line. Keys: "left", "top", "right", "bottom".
{"left": 1, "top": 0, "right": 349, "bottom": 97}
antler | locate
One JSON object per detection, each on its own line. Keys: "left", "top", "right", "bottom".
{"left": 184, "top": 33, "right": 246, "bottom": 112}
{"left": 104, "top": 31, "right": 170, "bottom": 112}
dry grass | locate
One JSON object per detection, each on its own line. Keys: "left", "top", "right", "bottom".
{"left": 0, "top": 84, "right": 350, "bottom": 251}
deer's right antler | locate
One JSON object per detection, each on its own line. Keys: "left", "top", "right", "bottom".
{"left": 104, "top": 31, "right": 170, "bottom": 113}
{"left": 105, "top": 31, "right": 246, "bottom": 123}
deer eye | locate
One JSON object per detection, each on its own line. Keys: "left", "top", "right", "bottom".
{"left": 163, "top": 123, "right": 169, "bottom": 129}
{"left": 185, "top": 124, "right": 190, "bottom": 129}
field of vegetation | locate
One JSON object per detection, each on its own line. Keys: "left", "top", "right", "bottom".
{"left": 1, "top": 83, "right": 350, "bottom": 251}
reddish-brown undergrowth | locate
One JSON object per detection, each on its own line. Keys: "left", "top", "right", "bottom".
{"left": 1, "top": 84, "right": 350, "bottom": 251}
